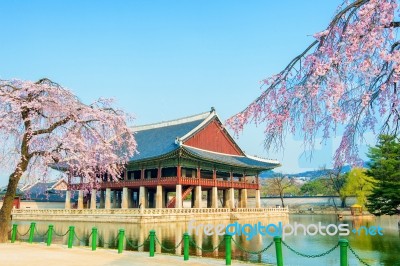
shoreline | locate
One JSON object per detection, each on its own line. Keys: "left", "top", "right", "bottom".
{"left": 0, "top": 242, "right": 267, "bottom": 266}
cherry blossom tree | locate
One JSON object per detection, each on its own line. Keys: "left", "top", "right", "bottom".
{"left": 0, "top": 78, "right": 137, "bottom": 242}
{"left": 227, "top": 0, "right": 400, "bottom": 167}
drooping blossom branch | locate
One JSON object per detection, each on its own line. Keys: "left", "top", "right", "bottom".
{"left": 226, "top": 0, "right": 400, "bottom": 167}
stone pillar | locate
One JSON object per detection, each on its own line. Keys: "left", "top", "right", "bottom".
{"left": 225, "top": 188, "right": 234, "bottom": 209}
{"left": 211, "top": 187, "right": 218, "bottom": 208}
{"left": 100, "top": 190, "right": 105, "bottom": 208}
{"left": 65, "top": 190, "right": 71, "bottom": 209}
{"left": 105, "top": 188, "right": 111, "bottom": 209}
{"left": 194, "top": 186, "right": 202, "bottom": 208}
{"left": 78, "top": 190, "right": 84, "bottom": 209}
{"left": 255, "top": 189, "right": 261, "bottom": 208}
{"left": 239, "top": 189, "right": 248, "bottom": 208}
{"left": 121, "top": 187, "right": 128, "bottom": 209}
{"left": 156, "top": 185, "right": 163, "bottom": 208}
{"left": 90, "top": 189, "right": 97, "bottom": 209}
{"left": 139, "top": 186, "right": 147, "bottom": 209}
{"left": 175, "top": 185, "right": 182, "bottom": 209}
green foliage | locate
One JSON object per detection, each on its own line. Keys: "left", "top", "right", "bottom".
{"left": 300, "top": 178, "right": 335, "bottom": 196}
{"left": 341, "top": 168, "right": 373, "bottom": 207}
{"left": 366, "top": 135, "right": 400, "bottom": 216}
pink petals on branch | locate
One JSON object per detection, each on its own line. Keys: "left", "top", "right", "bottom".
{"left": 227, "top": 0, "right": 400, "bottom": 167}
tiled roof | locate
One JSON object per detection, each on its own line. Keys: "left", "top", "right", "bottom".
{"left": 130, "top": 112, "right": 210, "bottom": 161}
{"left": 182, "top": 145, "right": 280, "bottom": 170}
{"left": 22, "top": 181, "right": 66, "bottom": 202}
{"left": 0, "top": 187, "right": 23, "bottom": 197}
{"left": 129, "top": 110, "right": 281, "bottom": 170}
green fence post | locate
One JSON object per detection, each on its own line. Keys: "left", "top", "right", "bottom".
{"left": 339, "top": 239, "right": 348, "bottom": 266}
{"left": 92, "top": 227, "right": 98, "bottom": 251}
{"left": 118, "top": 229, "right": 125, "bottom": 254}
{"left": 11, "top": 224, "right": 17, "bottom": 243}
{"left": 183, "top": 233, "right": 189, "bottom": 261}
{"left": 149, "top": 230, "right": 155, "bottom": 257}
{"left": 28, "top": 222, "right": 36, "bottom": 243}
{"left": 46, "top": 225, "right": 53, "bottom": 246}
{"left": 225, "top": 234, "right": 232, "bottom": 266}
{"left": 274, "top": 236, "right": 283, "bottom": 266}
{"left": 67, "top": 226, "right": 75, "bottom": 248}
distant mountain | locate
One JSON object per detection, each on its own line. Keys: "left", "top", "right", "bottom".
{"left": 260, "top": 163, "right": 368, "bottom": 179}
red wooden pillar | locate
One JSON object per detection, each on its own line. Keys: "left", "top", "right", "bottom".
{"left": 213, "top": 168, "right": 216, "bottom": 185}
{"left": 230, "top": 171, "right": 233, "bottom": 186}
{"left": 157, "top": 165, "right": 162, "bottom": 186}
{"left": 157, "top": 166, "right": 162, "bottom": 179}
{"left": 124, "top": 169, "right": 128, "bottom": 181}
{"left": 197, "top": 167, "right": 201, "bottom": 185}
{"left": 177, "top": 165, "right": 181, "bottom": 183}
{"left": 140, "top": 167, "right": 145, "bottom": 180}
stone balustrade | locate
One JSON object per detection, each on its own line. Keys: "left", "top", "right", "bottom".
{"left": 12, "top": 207, "right": 288, "bottom": 216}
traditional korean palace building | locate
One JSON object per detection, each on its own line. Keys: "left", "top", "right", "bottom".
{"left": 65, "top": 108, "right": 281, "bottom": 210}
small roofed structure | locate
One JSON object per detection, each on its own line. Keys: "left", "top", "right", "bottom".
{"left": 21, "top": 179, "right": 68, "bottom": 202}
{"left": 350, "top": 204, "right": 363, "bottom": 216}
{"left": 68, "top": 108, "right": 281, "bottom": 210}
{"left": 0, "top": 187, "right": 24, "bottom": 209}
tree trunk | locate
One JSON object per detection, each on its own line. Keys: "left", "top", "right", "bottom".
{"left": 340, "top": 196, "right": 347, "bottom": 208}
{"left": 0, "top": 159, "right": 27, "bottom": 243}
{"left": 331, "top": 196, "right": 338, "bottom": 212}
{"left": 280, "top": 193, "right": 285, "bottom": 208}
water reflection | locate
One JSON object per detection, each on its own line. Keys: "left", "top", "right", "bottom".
{"left": 12, "top": 215, "right": 400, "bottom": 265}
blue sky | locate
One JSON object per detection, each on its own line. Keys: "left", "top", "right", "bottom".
{"left": 1, "top": 0, "right": 374, "bottom": 185}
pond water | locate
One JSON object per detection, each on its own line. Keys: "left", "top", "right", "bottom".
{"left": 12, "top": 214, "right": 400, "bottom": 266}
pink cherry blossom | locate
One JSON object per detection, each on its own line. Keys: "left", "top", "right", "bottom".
{"left": 0, "top": 78, "right": 137, "bottom": 242}
{"left": 226, "top": 0, "right": 400, "bottom": 167}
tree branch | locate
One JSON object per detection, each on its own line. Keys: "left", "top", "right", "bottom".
{"left": 32, "top": 117, "right": 71, "bottom": 136}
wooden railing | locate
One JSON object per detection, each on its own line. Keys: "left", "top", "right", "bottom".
{"left": 70, "top": 177, "right": 260, "bottom": 190}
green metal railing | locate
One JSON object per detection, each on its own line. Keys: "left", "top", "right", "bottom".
{"left": 9, "top": 222, "right": 373, "bottom": 265}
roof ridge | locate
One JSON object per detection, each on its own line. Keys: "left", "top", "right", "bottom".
{"left": 180, "top": 111, "right": 216, "bottom": 141}
{"left": 245, "top": 154, "right": 281, "bottom": 164}
{"left": 182, "top": 144, "right": 245, "bottom": 157}
{"left": 131, "top": 111, "right": 212, "bottom": 132}
{"left": 183, "top": 145, "right": 281, "bottom": 164}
